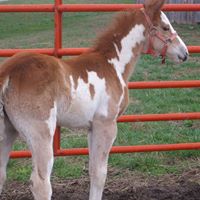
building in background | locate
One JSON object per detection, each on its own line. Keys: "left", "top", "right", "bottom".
{"left": 136, "top": 0, "right": 200, "bottom": 24}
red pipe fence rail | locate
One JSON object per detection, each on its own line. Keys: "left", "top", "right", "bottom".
{"left": 0, "top": 3, "right": 200, "bottom": 12}
{"left": 0, "top": 0, "right": 199, "bottom": 158}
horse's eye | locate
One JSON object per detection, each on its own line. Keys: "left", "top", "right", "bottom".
{"left": 163, "top": 26, "right": 170, "bottom": 31}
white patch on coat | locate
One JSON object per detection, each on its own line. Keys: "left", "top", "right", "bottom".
{"left": 108, "top": 24, "right": 145, "bottom": 118}
{"left": 47, "top": 157, "right": 54, "bottom": 183}
{"left": 45, "top": 103, "right": 56, "bottom": 190}
{"left": 160, "top": 11, "right": 176, "bottom": 34}
{"left": 69, "top": 76, "right": 75, "bottom": 96}
{"left": 58, "top": 61, "right": 68, "bottom": 86}
{"left": 108, "top": 24, "right": 145, "bottom": 74}
{"left": 88, "top": 71, "right": 109, "bottom": 117}
{"left": 89, "top": 165, "right": 107, "bottom": 199}
{"left": 45, "top": 102, "right": 57, "bottom": 136}
{"left": 115, "top": 71, "right": 126, "bottom": 120}
{"left": 160, "top": 12, "right": 188, "bottom": 54}
{"left": 59, "top": 72, "right": 109, "bottom": 128}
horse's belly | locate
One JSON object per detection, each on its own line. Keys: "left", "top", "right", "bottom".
{"left": 58, "top": 92, "right": 109, "bottom": 128}
{"left": 59, "top": 97, "right": 98, "bottom": 128}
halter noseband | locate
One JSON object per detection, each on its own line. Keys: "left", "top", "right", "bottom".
{"left": 141, "top": 9, "right": 177, "bottom": 64}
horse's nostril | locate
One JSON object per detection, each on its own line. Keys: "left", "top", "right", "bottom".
{"left": 183, "top": 55, "right": 188, "bottom": 62}
{"left": 178, "top": 54, "right": 188, "bottom": 62}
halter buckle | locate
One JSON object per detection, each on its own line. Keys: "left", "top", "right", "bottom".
{"left": 149, "top": 26, "right": 158, "bottom": 37}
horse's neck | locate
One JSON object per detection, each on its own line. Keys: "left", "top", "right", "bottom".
{"left": 93, "top": 10, "right": 146, "bottom": 84}
{"left": 107, "top": 24, "right": 145, "bottom": 83}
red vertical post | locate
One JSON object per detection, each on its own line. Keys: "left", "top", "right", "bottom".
{"left": 54, "top": 0, "right": 62, "bottom": 57}
{"left": 53, "top": 0, "right": 62, "bottom": 154}
{"left": 53, "top": 127, "right": 61, "bottom": 155}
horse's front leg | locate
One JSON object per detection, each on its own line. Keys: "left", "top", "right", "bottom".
{"left": 88, "top": 118, "right": 117, "bottom": 200}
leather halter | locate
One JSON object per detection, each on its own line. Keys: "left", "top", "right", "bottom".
{"left": 141, "top": 9, "right": 177, "bottom": 64}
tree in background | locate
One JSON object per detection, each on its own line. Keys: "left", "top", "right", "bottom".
{"left": 136, "top": 0, "right": 200, "bottom": 24}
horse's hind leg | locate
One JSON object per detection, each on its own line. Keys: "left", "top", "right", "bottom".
{"left": 22, "top": 120, "right": 56, "bottom": 200}
{"left": 0, "top": 116, "right": 18, "bottom": 194}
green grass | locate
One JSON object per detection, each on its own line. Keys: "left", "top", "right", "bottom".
{"left": 0, "top": 0, "right": 200, "bottom": 181}
{"left": 7, "top": 160, "right": 32, "bottom": 181}
{"left": 53, "top": 157, "right": 87, "bottom": 179}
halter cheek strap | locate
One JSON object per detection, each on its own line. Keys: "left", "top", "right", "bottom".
{"left": 141, "top": 9, "right": 177, "bottom": 64}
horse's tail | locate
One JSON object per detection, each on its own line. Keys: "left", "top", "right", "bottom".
{"left": 0, "top": 76, "right": 10, "bottom": 117}
{"left": 0, "top": 54, "right": 21, "bottom": 117}
{"left": 0, "top": 52, "right": 41, "bottom": 117}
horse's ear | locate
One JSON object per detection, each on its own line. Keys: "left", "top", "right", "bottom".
{"left": 144, "top": 0, "right": 165, "bottom": 19}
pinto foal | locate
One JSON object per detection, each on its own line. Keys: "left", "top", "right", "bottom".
{"left": 0, "top": 0, "right": 188, "bottom": 199}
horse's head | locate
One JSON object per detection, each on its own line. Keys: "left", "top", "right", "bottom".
{"left": 142, "top": 0, "right": 189, "bottom": 63}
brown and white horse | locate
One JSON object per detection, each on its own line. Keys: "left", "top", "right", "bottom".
{"left": 0, "top": 0, "right": 188, "bottom": 199}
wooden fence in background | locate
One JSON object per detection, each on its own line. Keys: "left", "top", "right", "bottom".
{"left": 137, "top": 0, "right": 200, "bottom": 24}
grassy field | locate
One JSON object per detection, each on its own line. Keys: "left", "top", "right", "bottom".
{"left": 0, "top": 0, "right": 200, "bottom": 181}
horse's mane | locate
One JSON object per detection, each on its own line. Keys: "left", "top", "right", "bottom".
{"left": 92, "top": 9, "right": 139, "bottom": 57}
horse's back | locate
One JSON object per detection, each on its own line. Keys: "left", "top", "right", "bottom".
{"left": 1, "top": 52, "right": 63, "bottom": 87}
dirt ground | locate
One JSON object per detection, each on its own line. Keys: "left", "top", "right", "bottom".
{"left": 1, "top": 167, "right": 200, "bottom": 200}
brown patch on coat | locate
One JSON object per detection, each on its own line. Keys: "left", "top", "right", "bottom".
{"left": 89, "top": 84, "right": 95, "bottom": 100}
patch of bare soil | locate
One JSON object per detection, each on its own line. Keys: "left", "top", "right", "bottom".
{"left": 1, "top": 168, "right": 200, "bottom": 200}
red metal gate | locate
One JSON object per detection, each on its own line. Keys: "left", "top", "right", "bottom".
{"left": 0, "top": 0, "right": 200, "bottom": 158}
